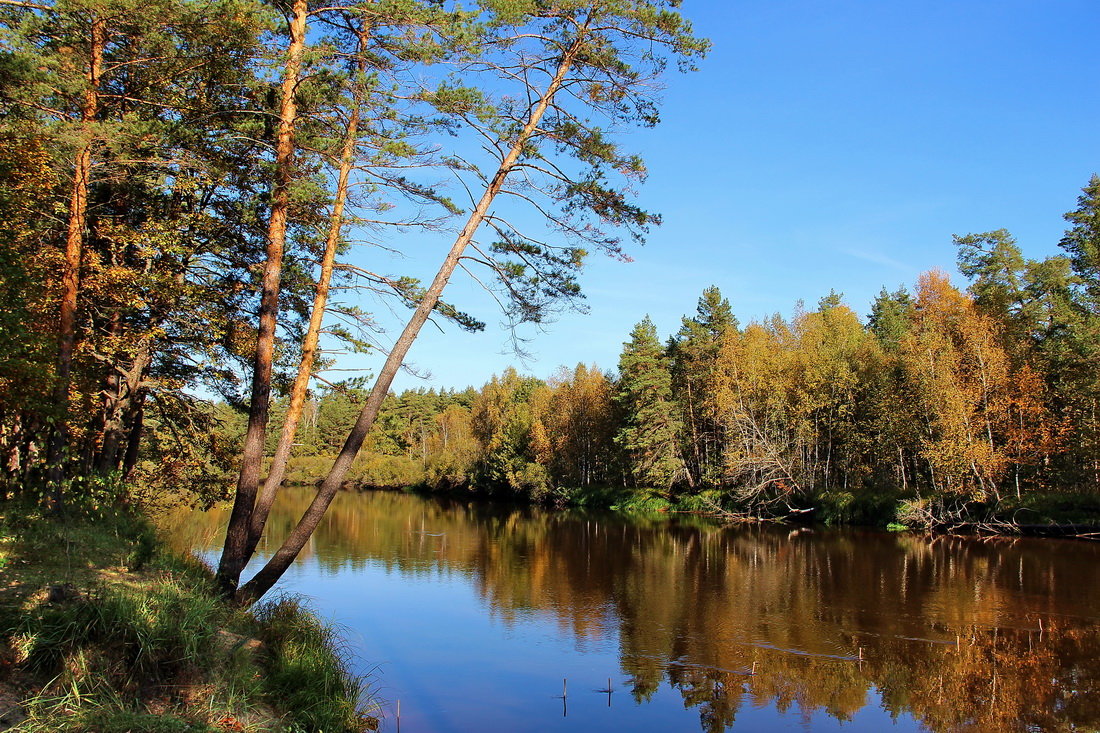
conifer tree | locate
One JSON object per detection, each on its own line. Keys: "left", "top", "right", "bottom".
{"left": 616, "top": 316, "right": 684, "bottom": 490}
{"left": 669, "top": 286, "right": 737, "bottom": 486}
{"left": 867, "top": 286, "right": 914, "bottom": 350}
{"left": 0, "top": 0, "right": 273, "bottom": 498}
{"left": 233, "top": 0, "right": 706, "bottom": 604}
{"left": 1060, "top": 174, "right": 1100, "bottom": 311}
{"left": 1055, "top": 175, "right": 1100, "bottom": 487}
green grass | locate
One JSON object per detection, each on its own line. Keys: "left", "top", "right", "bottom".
{"left": 249, "top": 598, "right": 368, "bottom": 731}
{"left": 0, "top": 500, "right": 159, "bottom": 613}
{"left": 0, "top": 498, "right": 375, "bottom": 732}
{"left": 609, "top": 492, "right": 674, "bottom": 514}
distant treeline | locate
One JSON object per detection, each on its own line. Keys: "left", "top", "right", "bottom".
{"left": 218, "top": 177, "right": 1100, "bottom": 527}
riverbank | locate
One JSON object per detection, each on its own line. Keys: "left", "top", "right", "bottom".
{"left": 274, "top": 451, "right": 1100, "bottom": 536}
{"left": 389, "top": 480, "right": 1100, "bottom": 537}
{"left": 0, "top": 499, "right": 375, "bottom": 731}
{"left": 562, "top": 485, "right": 1100, "bottom": 536}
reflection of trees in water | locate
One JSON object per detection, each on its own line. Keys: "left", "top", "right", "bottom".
{"left": 164, "top": 490, "right": 1100, "bottom": 732}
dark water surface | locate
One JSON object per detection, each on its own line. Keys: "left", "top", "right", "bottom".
{"left": 166, "top": 489, "right": 1100, "bottom": 732}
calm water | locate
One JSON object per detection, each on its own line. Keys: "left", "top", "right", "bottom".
{"left": 166, "top": 489, "right": 1100, "bottom": 732}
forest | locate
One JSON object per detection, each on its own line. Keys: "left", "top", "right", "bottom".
{"left": 219, "top": 191, "right": 1100, "bottom": 530}
{"left": 1, "top": 0, "right": 1098, "bottom": 564}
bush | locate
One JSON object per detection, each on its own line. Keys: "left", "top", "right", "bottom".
{"left": 350, "top": 454, "right": 426, "bottom": 489}
{"left": 816, "top": 490, "right": 900, "bottom": 526}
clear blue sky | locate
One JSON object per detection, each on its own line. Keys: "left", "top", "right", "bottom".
{"left": 344, "top": 0, "right": 1100, "bottom": 393}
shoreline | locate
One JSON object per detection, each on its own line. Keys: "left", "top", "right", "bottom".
{"left": 287, "top": 477, "right": 1100, "bottom": 541}
{"left": 0, "top": 500, "right": 376, "bottom": 732}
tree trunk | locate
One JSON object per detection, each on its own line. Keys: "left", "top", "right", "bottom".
{"left": 243, "top": 20, "right": 369, "bottom": 561}
{"left": 45, "top": 15, "right": 105, "bottom": 509}
{"left": 121, "top": 393, "right": 145, "bottom": 480}
{"left": 96, "top": 342, "right": 152, "bottom": 474}
{"left": 93, "top": 312, "right": 123, "bottom": 473}
{"left": 217, "top": 0, "right": 308, "bottom": 595}
{"left": 235, "top": 33, "right": 587, "bottom": 605}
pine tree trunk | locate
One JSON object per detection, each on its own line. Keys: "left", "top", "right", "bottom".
{"left": 45, "top": 15, "right": 105, "bottom": 509}
{"left": 243, "top": 21, "right": 369, "bottom": 560}
{"left": 235, "top": 34, "right": 587, "bottom": 605}
{"left": 217, "top": 0, "right": 308, "bottom": 595}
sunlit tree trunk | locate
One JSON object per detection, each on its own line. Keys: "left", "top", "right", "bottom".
{"left": 217, "top": 0, "right": 308, "bottom": 595}
{"left": 236, "top": 34, "right": 588, "bottom": 604}
{"left": 243, "top": 19, "right": 371, "bottom": 562}
{"left": 45, "top": 14, "right": 105, "bottom": 509}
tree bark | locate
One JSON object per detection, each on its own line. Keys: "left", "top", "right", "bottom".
{"left": 235, "top": 32, "right": 588, "bottom": 605}
{"left": 45, "top": 14, "right": 105, "bottom": 509}
{"left": 121, "top": 392, "right": 145, "bottom": 480}
{"left": 217, "top": 0, "right": 308, "bottom": 595}
{"left": 95, "top": 341, "right": 151, "bottom": 473}
{"left": 243, "top": 19, "right": 370, "bottom": 561}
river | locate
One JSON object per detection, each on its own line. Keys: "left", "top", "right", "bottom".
{"left": 165, "top": 488, "right": 1100, "bottom": 732}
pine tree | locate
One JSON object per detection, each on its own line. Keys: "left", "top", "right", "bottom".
{"left": 235, "top": 0, "right": 707, "bottom": 604}
{"left": 669, "top": 286, "right": 737, "bottom": 486}
{"left": 867, "top": 286, "right": 913, "bottom": 351}
{"left": 1060, "top": 174, "right": 1100, "bottom": 310}
{"left": 0, "top": 0, "right": 277, "bottom": 498}
{"left": 616, "top": 317, "right": 684, "bottom": 490}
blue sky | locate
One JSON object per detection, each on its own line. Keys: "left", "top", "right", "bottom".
{"left": 343, "top": 0, "right": 1100, "bottom": 393}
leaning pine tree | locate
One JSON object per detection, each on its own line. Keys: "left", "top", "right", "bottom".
{"left": 227, "top": 0, "right": 477, "bottom": 586}
{"left": 222, "top": 0, "right": 708, "bottom": 605}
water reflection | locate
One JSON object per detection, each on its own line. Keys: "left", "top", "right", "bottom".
{"left": 165, "top": 489, "right": 1100, "bottom": 732}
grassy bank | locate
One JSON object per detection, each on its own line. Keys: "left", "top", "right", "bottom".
{"left": 0, "top": 499, "right": 375, "bottom": 732}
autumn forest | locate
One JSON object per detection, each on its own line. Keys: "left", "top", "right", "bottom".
{"left": 232, "top": 199, "right": 1100, "bottom": 530}
{"left": 1, "top": 0, "right": 1100, "bottom": 536}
